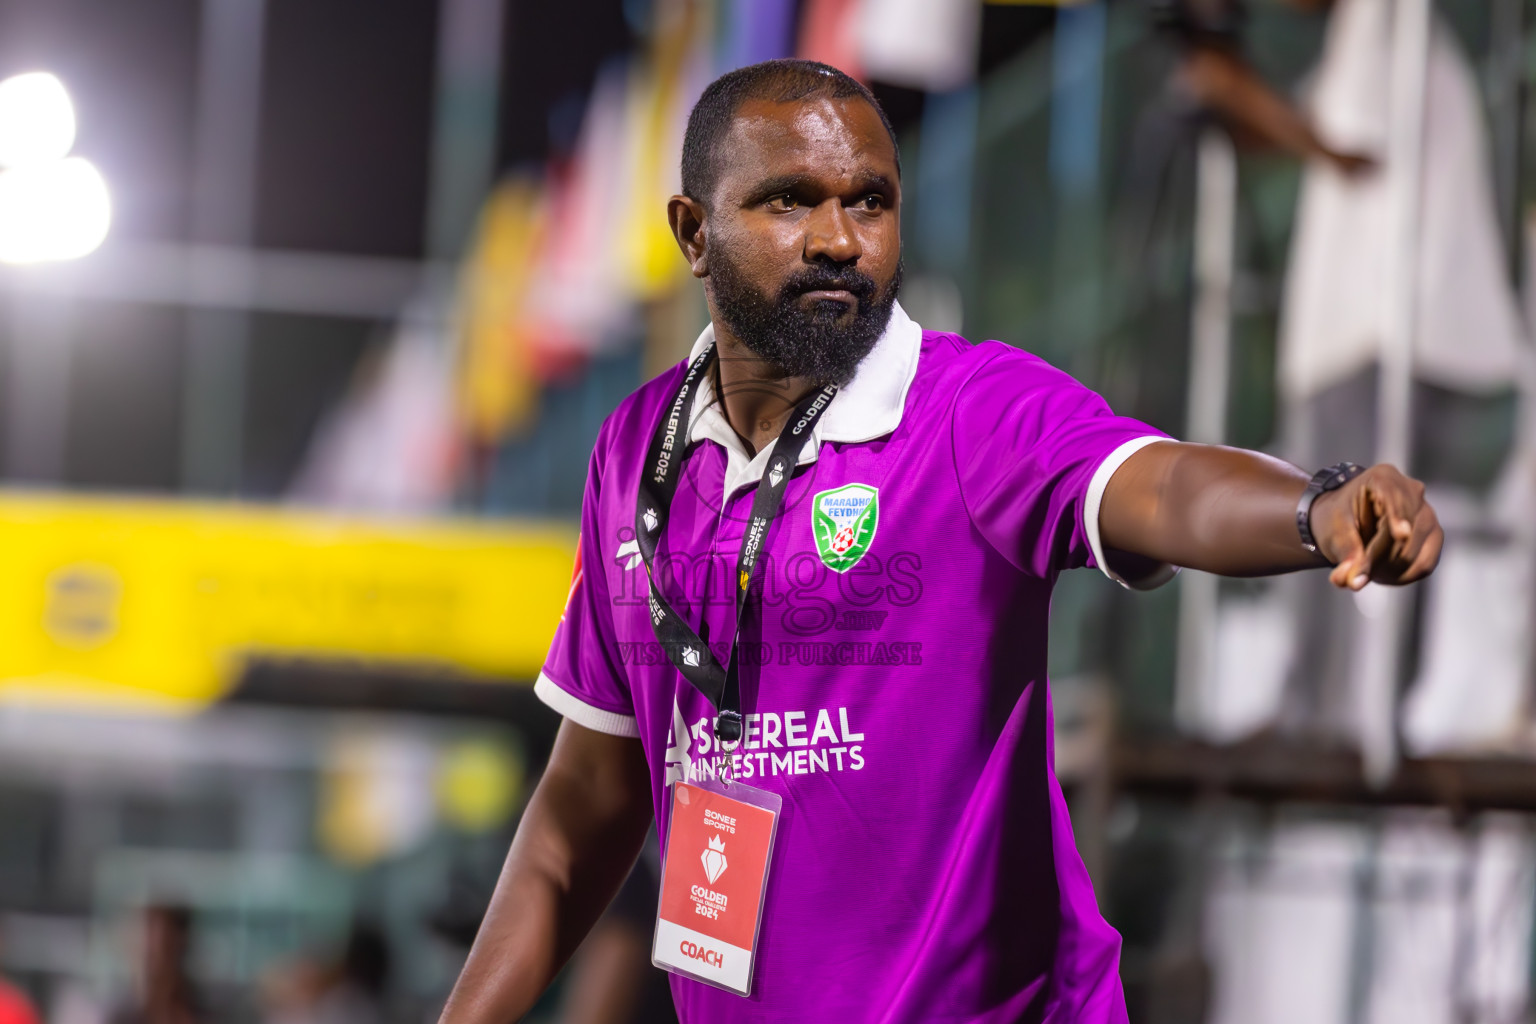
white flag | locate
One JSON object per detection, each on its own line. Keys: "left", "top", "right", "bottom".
{"left": 858, "top": 0, "right": 979, "bottom": 92}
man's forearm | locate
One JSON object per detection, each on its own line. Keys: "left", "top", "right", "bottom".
{"left": 1100, "top": 442, "right": 1324, "bottom": 577}
{"left": 440, "top": 845, "right": 569, "bottom": 1024}
{"left": 1181, "top": 48, "right": 1338, "bottom": 165}
{"left": 439, "top": 723, "right": 653, "bottom": 1024}
{"left": 1100, "top": 442, "right": 1442, "bottom": 588}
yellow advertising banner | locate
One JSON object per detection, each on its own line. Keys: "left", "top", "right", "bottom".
{"left": 0, "top": 491, "right": 577, "bottom": 710}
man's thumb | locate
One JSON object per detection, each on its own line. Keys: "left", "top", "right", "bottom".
{"left": 1328, "top": 533, "right": 1365, "bottom": 589}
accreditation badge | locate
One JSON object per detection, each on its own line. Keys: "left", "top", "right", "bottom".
{"left": 652, "top": 777, "right": 781, "bottom": 996}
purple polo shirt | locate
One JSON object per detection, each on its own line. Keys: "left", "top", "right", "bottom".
{"left": 536, "top": 304, "right": 1171, "bottom": 1022}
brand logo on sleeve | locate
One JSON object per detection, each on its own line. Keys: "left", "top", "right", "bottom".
{"left": 615, "top": 537, "right": 643, "bottom": 571}
{"left": 812, "top": 484, "right": 878, "bottom": 572}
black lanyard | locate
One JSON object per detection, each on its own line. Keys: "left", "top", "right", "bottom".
{"left": 636, "top": 345, "right": 837, "bottom": 748}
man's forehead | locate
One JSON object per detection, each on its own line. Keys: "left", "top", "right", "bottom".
{"left": 719, "top": 96, "right": 898, "bottom": 185}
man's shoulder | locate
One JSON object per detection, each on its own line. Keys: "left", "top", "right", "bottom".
{"left": 613, "top": 359, "right": 690, "bottom": 421}
{"left": 593, "top": 360, "right": 692, "bottom": 464}
{"left": 914, "top": 329, "right": 1084, "bottom": 397}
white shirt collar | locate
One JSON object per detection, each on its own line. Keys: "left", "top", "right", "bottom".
{"left": 684, "top": 302, "right": 924, "bottom": 500}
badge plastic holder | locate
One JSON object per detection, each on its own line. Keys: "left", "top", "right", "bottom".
{"left": 652, "top": 774, "right": 781, "bottom": 997}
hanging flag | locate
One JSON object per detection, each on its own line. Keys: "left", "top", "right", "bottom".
{"left": 522, "top": 61, "right": 635, "bottom": 371}
{"left": 291, "top": 301, "right": 459, "bottom": 512}
{"left": 798, "top": 0, "right": 865, "bottom": 80}
{"left": 454, "top": 177, "right": 548, "bottom": 442}
{"left": 719, "top": 0, "right": 797, "bottom": 70}
{"left": 858, "top": 0, "right": 981, "bottom": 92}
{"left": 619, "top": 0, "right": 712, "bottom": 301}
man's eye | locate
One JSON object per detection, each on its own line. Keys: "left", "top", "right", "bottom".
{"left": 766, "top": 195, "right": 798, "bottom": 211}
{"left": 856, "top": 195, "right": 884, "bottom": 211}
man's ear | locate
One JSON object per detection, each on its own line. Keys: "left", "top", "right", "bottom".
{"left": 668, "top": 195, "right": 709, "bottom": 278}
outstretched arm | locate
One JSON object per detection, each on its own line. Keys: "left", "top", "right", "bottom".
{"left": 1179, "top": 46, "right": 1374, "bottom": 175}
{"left": 439, "top": 721, "right": 654, "bottom": 1024}
{"left": 1100, "top": 442, "right": 1442, "bottom": 588}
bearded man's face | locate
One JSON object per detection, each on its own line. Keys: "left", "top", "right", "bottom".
{"left": 697, "top": 95, "right": 903, "bottom": 385}
{"left": 708, "top": 241, "right": 901, "bottom": 386}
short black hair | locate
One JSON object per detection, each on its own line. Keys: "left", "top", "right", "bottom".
{"left": 680, "top": 59, "right": 901, "bottom": 208}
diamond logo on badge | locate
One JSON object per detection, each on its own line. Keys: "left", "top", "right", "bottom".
{"left": 643, "top": 507, "right": 659, "bottom": 532}
{"left": 681, "top": 646, "right": 701, "bottom": 668}
{"left": 768, "top": 462, "right": 784, "bottom": 488}
{"left": 701, "top": 835, "right": 728, "bottom": 883}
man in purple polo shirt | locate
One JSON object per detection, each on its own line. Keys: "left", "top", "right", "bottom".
{"left": 441, "top": 60, "right": 1441, "bottom": 1023}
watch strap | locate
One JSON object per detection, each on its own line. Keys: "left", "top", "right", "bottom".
{"left": 1297, "top": 462, "right": 1366, "bottom": 555}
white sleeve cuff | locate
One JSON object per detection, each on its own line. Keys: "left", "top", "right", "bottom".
{"left": 534, "top": 672, "right": 640, "bottom": 737}
{"left": 1084, "top": 436, "right": 1180, "bottom": 591}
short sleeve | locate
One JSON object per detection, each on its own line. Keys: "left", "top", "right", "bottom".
{"left": 953, "top": 344, "right": 1175, "bottom": 588}
{"left": 534, "top": 441, "right": 639, "bottom": 736}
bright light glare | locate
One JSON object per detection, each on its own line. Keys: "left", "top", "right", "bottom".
{"left": 0, "top": 157, "right": 111, "bottom": 263}
{"left": 0, "top": 72, "right": 76, "bottom": 167}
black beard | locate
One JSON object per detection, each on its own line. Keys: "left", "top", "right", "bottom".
{"left": 708, "top": 250, "right": 902, "bottom": 387}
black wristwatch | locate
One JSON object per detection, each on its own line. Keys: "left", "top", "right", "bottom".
{"left": 1296, "top": 462, "right": 1366, "bottom": 555}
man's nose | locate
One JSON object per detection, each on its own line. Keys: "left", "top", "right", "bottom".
{"left": 803, "top": 199, "right": 861, "bottom": 265}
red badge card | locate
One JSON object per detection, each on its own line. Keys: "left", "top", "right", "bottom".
{"left": 652, "top": 778, "right": 781, "bottom": 996}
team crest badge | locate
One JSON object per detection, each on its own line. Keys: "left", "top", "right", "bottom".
{"left": 812, "top": 483, "right": 878, "bottom": 573}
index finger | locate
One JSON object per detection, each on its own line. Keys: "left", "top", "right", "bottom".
{"left": 1357, "top": 516, "right": 1396, "bottom": 588}
{"left": 1399, "top": 508, "right": 1444, "bottom": 582}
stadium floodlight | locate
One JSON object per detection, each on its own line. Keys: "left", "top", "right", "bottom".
{"left": 0, "top": 72, "right": 76, "bottom": 168}
{"left": 0, "top": 156, "right": 111, "bottom": 264}
{"left": 0, "top": 72, "right": 111, "bottom": 262}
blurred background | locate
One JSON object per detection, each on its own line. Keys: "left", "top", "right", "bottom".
{"left": 0, "top": 0, "right": 1531, "bottom": 1021}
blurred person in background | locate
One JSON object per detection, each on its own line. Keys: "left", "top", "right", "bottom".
{"left": 1276, "top": 0, "right": 1528, "bottom": 740}
{"left": 262, "top": 922, "right": 390, "bottom": 1024}
{"left": 439, "top": 59, "right": 1441, "bottom": 1023}
{"left": 1160, "top": 0, "right": 1527, "bottom": 738}
{"left": 1123, "top": 0, "right": 1374, "bottom": 277}
{"left": 1155, "top": 0, "right": 1375, "bottom": 177}
{"left": 108, "top": 905, "right": 202, "bottom": 1024}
